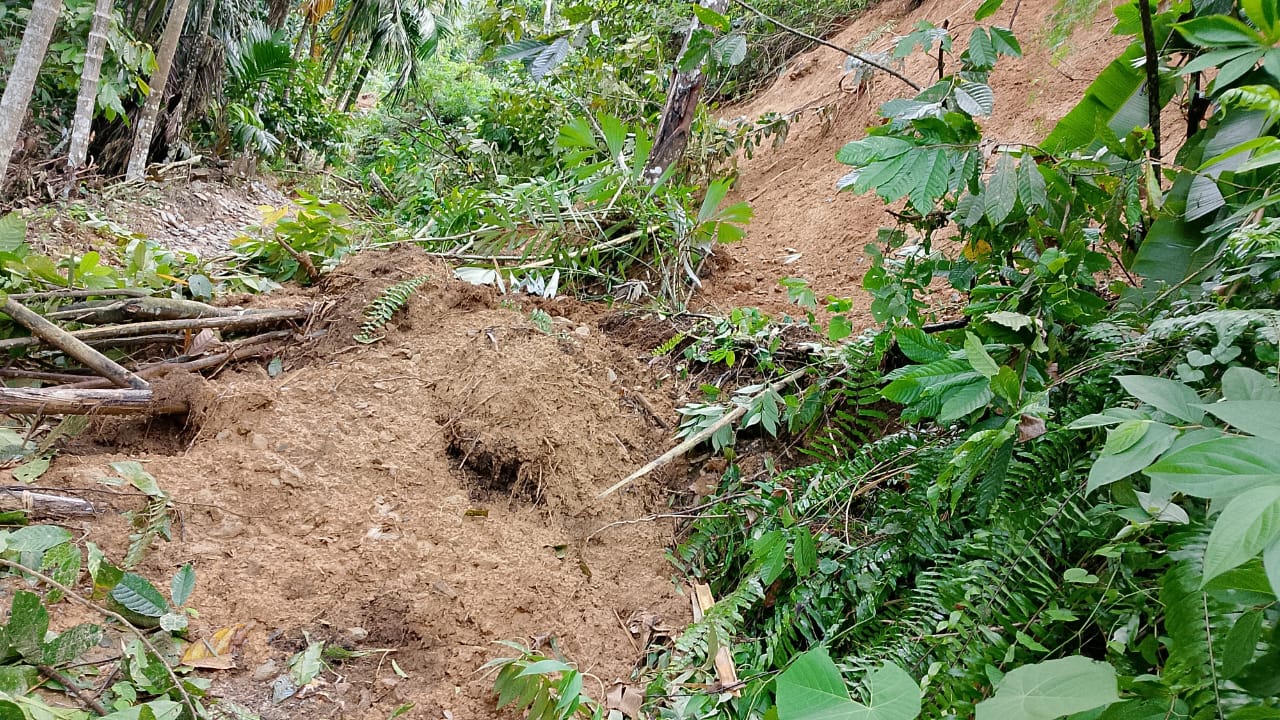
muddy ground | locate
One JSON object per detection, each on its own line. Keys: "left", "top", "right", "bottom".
{"left": 41, "top": 249, "right": 693, "bottom": 719}
{"left": 13, "top": 0, "right": 1131, "bottom": 716}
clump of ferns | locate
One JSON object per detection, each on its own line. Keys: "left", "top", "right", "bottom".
{"left": 354, "top": 274, "right": 430, "bottom": 343}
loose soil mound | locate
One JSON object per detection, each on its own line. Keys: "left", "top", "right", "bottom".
{"left": 41, "top": 248, "right": 691, "bottom": 719}
{"left": 699, "top": 0, "right": 1128, "bottom": 322}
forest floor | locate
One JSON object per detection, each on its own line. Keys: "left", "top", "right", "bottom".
{"left": 17, "top": 0, "right": 1128, "bottom": 717}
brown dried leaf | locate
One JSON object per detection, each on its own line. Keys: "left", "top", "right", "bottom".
{"left": 606, "top": 683, "right": 644, "bottom": 719}
{"left": 1018, "top": 414, "right": 1047, "bottom": 443}
{"left": 180, "top": 623, "right": 245, "bottom": 669}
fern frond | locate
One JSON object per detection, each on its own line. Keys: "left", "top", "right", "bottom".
{"left": 354, "top": 274, "right": 430, "bottom": 344}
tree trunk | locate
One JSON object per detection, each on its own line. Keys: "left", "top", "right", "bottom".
{"left": 643, "top": 0, "right": 727, "bottom": 183}
{"left": 339, "top": 42, "right": 374, "bottom": 111}
{"left": 169, "top": 0, "right": 217, "bottom": 129}
{"left": 0, "top": 0, "right": 65, "bottom": 189}
{"left": 125, "top": 0, "right": 194, "bottom": 181}
{"left": 322, "top": 17, "right": 355, "bottom": 86}
{"left": 65, "top": 0, "right": 113, "bottom": 189}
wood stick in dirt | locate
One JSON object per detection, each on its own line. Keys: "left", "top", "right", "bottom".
{"left": 10, "top": 288, "right": 152, "bottom": 300}
{"left": 691, "top": 583, "right": 741, "bottom": 696}
{"left": 2, "top": 297, "right": 148, "bottom": 390}
{"left": 45, "top": 297, "right": 233, "bottom": 324}
{"left": 597, "top": 367, "right": 807, "bottom": 498}
{"left": 0, "top": 487, "right": 97, "bottom": 517}
{"left": 57, "top": 330, "right": 292, "bottom": 389}
{"left": 0, "top": 307, "right": 308, "bottom": 351}
{"left": 0, "top": 388, "right": 186, "bottom": 416}
{"left": 0, "top": 368, "right": 96, "bottom": 383}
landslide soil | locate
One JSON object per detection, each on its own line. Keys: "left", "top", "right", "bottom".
{"left": 699, "top": 0, "right": 1130, "bottom": 323}
{"left": 40, "top": 248, "right": 691, "bottom": 719}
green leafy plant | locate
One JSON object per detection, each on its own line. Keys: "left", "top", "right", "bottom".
{"left": 485, "top": 641, "right": 603, "bottom": 719}
{"left": 354, "top": 274, "right": 431, "bottom": 343}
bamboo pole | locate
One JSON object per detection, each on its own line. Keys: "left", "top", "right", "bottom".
{"left": 3, "top": 297, "right": 148, "bottom": 389}
{"left": 0, "top": 388, "right": 186, "bottom": 415}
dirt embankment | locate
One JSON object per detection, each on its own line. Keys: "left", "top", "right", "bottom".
{"left": 699, "top": 0, "right": 1128, "bottom": 323}
{"left": 42, "top": 248, "right": 692, "bottom": 719}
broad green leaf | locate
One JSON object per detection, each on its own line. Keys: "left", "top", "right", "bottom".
{"left": 991, "top": 366, "right": 1021, "bottom": 405}
{"left": 984, "top": 153, "right": 1017, "bottom": 224}
{"left": 11, "top": 457, "right": 48, "bottom": 484}
{"left": 1018, "top": 158, "right": 1048, "bottom": 210}
{"left": 40, "top": 541, "right": 80, "bottom": 604}
{"left": 829, "top": 316, "right": 853, "bottom": 342}
{"left": 1103, "top": 419, "right": 1151, "bottom": 455}
{"left": 110, "top": 461, "right": 164, "bottom": 497}
{"left": 989, "top": 26, "right": 1021, "bottom": 56}
{"left": 964, "top": 333, "right": 1000, "bottom": 378}
{"left": 1116, "top": 376, "right": 1204, "bottom": 423}
{"left": 516, "top": 659, "right": 573, "bottom": 677}
{"left": 1200, "top": 401, "right": 1280, "bottom": 440}
{"left": 1202, "top": 486, "right": 1280, "bottom": 588}
{"left": 776, "top": 648, "right": 921, "bottom": 720}
{"left": 1222, "top": 367, "right": 1280, "bottom": 402}
{"left": 836, "top": 137, "right": 913, "bottom": 166}
{"left": 111, "top": 573, "right": 170, "bottom": 617}
{"left": 692, "top": 4, "right": 731, "bottom": 31}
{"left": 1087, "top": 422, "right": 1176, "bottom": 494}
{"left": 289, "top": 640, "right": 324, "bottom": 686}
{"left": 909, "top": 149, "right": 950, "bottom": 213}
{"left": 975, "top": 656, "right": 1119, "bottom": 720}
{"left": 1243, "top": 0, "right": 1279, "bottom": 38}
{"left": 1145, "top": 437, "right": 1280, "bottom": 498}
{"left": 753, "top": 530, "right": 788, "bottom": 585}
{"left": 955, "top": 82, "right": 994, "bottom": 116}
{"left": 792, "top": 528, "right": 817, "bottom": 578}
{"left": 1222, "top": 609, "right": 1263, "bottom": 678}
{"left": 7, "top": 525, "right": 72, "bottom": 553}
{"left": 0, "top": 700, "right": 22, "bottom": 720}
{"left": 0, "top": 213, "right": 28, "bottom": 251}
{"left": 938, "top": 379, "right": 994, "bottom": 422}
{"left": 6, "top": 591, "right": 48, "bottom": 662}
{"left": 1176, "top": 15, "right": 1264, "bottom": 47}
{"left": 171, "top": 563, "right": 196, "bottom": 606}
{"left": 966, "top": 28, "right": 995, "bottom": 68}
{"left": 42, "top": 622, "right": 103, "bottom": 666}
{"left": 893, "top": 327, "right": 949, "bottom": 363}
{"left": 974, "top": 0, "right": 1004, "bottom": 20}
{"left": 0, "top": 666, "right": 37, "bottom": 696}
{"left": 712, "top": 34, "right": 748, "bottom": 67}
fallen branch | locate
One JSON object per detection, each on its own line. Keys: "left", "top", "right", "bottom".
{"left": 597, "top": 367, "right": 806, "bottom": 498}
{"left": 58, "top": 330, "right": 292, "bottom": 389}
{"left": 729, "top": 0, "right": 921, "bottom": 91}
{"left": 0, "top": 307, "right": 308, "bottom": 351}
{"left": 0, "top": 487, "right": 97, "bottom": 517}
{"left": 0, "top": 388, "right": 187, "bottom": 416}
{"left": 3, "top": 297, "right": 148, "bottom": 390}
{"left": 10, "top": 289, "right": 153, "bottom": 300}
{"left": 45, "top": 297, "right": 233, "bottom": 324}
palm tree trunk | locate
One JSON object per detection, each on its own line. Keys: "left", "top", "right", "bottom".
{"left": 0, "top": 0, "right": 65, "bottom": 189}
{"left": 125, "top": 0, "right": 194, "bottom": 181}
{"left": 322, "top": 16, "right": 354, "bottom": 86}
{"left": 338, "top": 41, "right": 374, "bottom": 111}
{"left": 65, "top": 0, "right": 114, "bottom": 186}
{"left": 169, "top": 0, "right": 217, "bottom": 127}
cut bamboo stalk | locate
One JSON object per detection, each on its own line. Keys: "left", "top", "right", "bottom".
{"left": 597, "top": 368, "right": 806, "bottom": 498}
{"left": 45, "top": 297, "right": 234, "bottom": 324}
{"left": 0, "top": 307, "right": 308, "bottom": 351}
{"left": 3, "top": 297, "right": 148, "bottom": 389}
{"left": 0, "top": 487, "right": 97, "bottom": 517}
{"left": 0, "top": 388, "right": 186, "bottom": 415}
{"left": 57, "top": 330, "right": 291, "bottom": 389}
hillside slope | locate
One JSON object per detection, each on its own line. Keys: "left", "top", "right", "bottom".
{"left": 698, "top": 0, "right": 1128, "bottom": 322}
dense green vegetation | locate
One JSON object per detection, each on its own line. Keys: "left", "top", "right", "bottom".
{"left": 3, "top": 0, "right": 1280, "bottom": 718}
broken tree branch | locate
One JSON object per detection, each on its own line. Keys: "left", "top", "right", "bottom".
{"left": 3, "top": 297, "right": 148, "bottom": 390}
{"left": 597, "top": 367, "right": 806, "bottom": 498}
{"left": 0, "top": 487, "right": 97, "bottom": 517}
{"left": 728, "top": 0, "right": 921, "bottom": 92}
{"left": 58, "top": 330, "right": 292, "bottom": 389}
{"left": 0, "top": 388, "right": 186, "bottom": 416}
{"left": 45, "top": 297, "right": 234, "bottom": 324}
{"left": 0, "top": 307, "right": 308, "bottom": 351}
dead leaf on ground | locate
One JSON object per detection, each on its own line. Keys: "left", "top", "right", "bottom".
{"left": 181, "top": 623, "right": 247, "bottom": 669}
{"left": 606, "top": 683, "right": 644, "bottom": 719}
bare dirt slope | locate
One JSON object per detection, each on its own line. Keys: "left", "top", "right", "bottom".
{"left": 699, "top": 0, "right": 1129, "bottom": 322}
{"left": 42, "top": 249, "right": 690, "bottom": 719}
